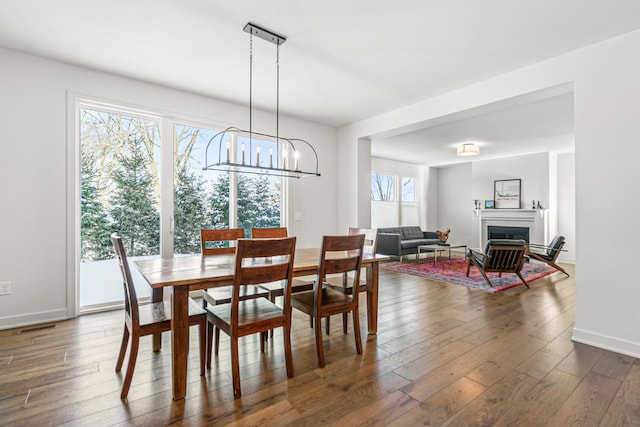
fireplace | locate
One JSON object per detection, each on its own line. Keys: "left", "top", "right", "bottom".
{"left": 487, "top": 225, "right": 530, "bottom": 243}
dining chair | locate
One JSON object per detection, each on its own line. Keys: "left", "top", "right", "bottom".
{"left": 291, "top": 234, "right": 366, "bottom": 368}
{"left": 325, "top": 227, "right": 377, "bottom": 333}
{"left": 200, "top": 228, "right": 268, "bottom": 367}
{"left": 205, "top": 236, "right": 297, "bottom": 398}
{"left": 111, "top": 233, "right": 206, "bottom": 400}
{"left": 251, "top": 227, "right": 315, "bottom": 336}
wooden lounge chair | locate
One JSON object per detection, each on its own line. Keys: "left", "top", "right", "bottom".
{"left": 526, "top": 235, "right": 569, "bottom": 277}
{"left": 467, "top": 239, "right": 528, "bottom": 288}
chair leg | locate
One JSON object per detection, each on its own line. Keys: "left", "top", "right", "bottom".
{"left": 206, "top": 320, "right": 213, "bottom": 369}
{"left": 115, "top": 327, "right": 129, "bottom": 372}
{"left": 230, "top": 336, "right": 241, "bottom": 399}
{"left": 198, "top": 321, "right": 206, "bottom": 376}
{"left": 214, "top": 327, "right": 221, "bottom": 356}
{"left": 550, "top": 261, "right": 570, "bottom": 277}
{"left": 315, "top": 315, "right": 325, "bottom": 368}
{"left": 269, "top": 292, "right": 277, "bottom": 339}
{"left": 283, "top": 322, "right": 294, "bottom": 378}
{"left": 342, "top": 312, "right": 348, "bottom": 334}
{"left": 325, "top": 316, "right": 330, "bottom": 335}
{"left": 352, "top": 307, "right": 363, "bottom": 355}
{"left": 466, "top": 258, "right": 472, "bottom": 277}
{"left": 477, "top": 267, "right": 493, "bottom": 287}
{"left": 120, "top": 334, "right": 139, "bottom": 400}
{"left": 516, "top": 272, "right": 530, "bottom": 289}
{"left": 260, "top": 331, "right": 267, "bottom": 353}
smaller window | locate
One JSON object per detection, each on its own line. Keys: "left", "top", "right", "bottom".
{"left": 371, "top": 172, "right": 396, "bottom": 201}
{"left": 402, "top": 176, "right": 416, "bottom": 203}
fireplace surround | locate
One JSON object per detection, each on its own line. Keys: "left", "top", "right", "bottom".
{"left": 476, "top": 209, "right": 547, "bottom": 248}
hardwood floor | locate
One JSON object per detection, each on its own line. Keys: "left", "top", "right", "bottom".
{"left": 1, "top": 263, "right": 639, "bottom": 426}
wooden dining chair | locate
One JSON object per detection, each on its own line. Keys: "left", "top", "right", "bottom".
{"left": 111, "top": 233, "right": 206, "bottom": 400}
{"left": 291, "top": 234, "right": 366, "bottom": 368}
{"left": 325, "top": 227, "right": 377, "bottom": 333}
{"left": 251, "top": 227, "right": 315, "bottom": 336}
{"left": 205, "top": 237, "right": 297, "bottom": 398}
{"left": 200, "top": 228, "right": 268, "bottom": 367}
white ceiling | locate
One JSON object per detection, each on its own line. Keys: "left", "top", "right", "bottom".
{"left": 372, "top": 92, "right": 575, "bottom": 166}
{"left": 1, "top": 0, "right": 640, "bottom": 163}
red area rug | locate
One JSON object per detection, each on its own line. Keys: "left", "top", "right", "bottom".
{"left": 381, "top": 257, "right": 557, "bottom": 293}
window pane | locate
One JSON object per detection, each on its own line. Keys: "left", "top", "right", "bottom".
{"left": 173, "top": 126, "right": 283, "bottom": 253}
{"left": 371, "top": 172, "right": 395, "bottom": 201}
{"left": 174, "top": 125, "right": 226, "bottom": 255}
{"left": 80, "top": 109, "right": 161, "bottom": 259}
{"left": 402, "top": 176, "right": 416, "bottom": 202}
{"left": 80, "top": 107, "right": 160, "bottom": 308}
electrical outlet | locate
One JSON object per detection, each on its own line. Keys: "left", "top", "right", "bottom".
{"left": 0, "top": 281, "right": 11, "bottom": 295}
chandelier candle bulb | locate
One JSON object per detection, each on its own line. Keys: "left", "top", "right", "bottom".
{"left": 226, "top": 141, "right": 230, "bottom": 163}
{"left": 256, "top": 145, "right": 260, "bottom": 166}
{"left": 294, "top": 151, "right": 299, "bottom": 170}
{"left": 241, "top": 143, "right": 245, "bottom": 164}
{"left": 282, "top": 148, "right": 287, "bottom": 169}
{"left": 269, "top": 147, "right": 273, "bottom": 168}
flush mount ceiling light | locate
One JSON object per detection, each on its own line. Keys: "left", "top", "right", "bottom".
{"left": 203, "top": 23, "right": 320, "bottom": 178}
{"left": 456, "top": 143, "right": 480, "bottom": 157}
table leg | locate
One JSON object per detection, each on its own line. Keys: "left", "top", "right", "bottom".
{"left": 171, "top": 285, "right": 189, "bottom": 400}
{"left": 152, "top": 288, "right": 163, "bottom": 351}
{"left": 366, "top": 262, "right": 379, "bottom": 335}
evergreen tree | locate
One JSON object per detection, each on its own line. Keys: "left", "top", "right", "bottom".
{"left": 208, "top": 173, "right": 230, "bottom": 228}
{"left": 251, "top": 175, "right": 281, "bottom": 228}
{"left": 109, "top": 141, "right": 160, "bottom": 256}
{"left": 80, "top": 153, "right": 113, "bottom": 261}
{"left": 174, "top": 170, "right": 208, "bottom": 254}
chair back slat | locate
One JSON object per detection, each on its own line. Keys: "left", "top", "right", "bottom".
{"left": 201, "top": 228, "right": 244, "bottom": 256}
{"left": 111, "top": 233, "right": 138, "bottom": 325}
{"left": 251, "top": 227, "right": 288, "bottom": 238}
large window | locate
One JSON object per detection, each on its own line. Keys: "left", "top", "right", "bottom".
{"left": 78, "top": 102, "right": 284, "bottom": 311}
{"left": 370, "top": 172, "right": 396, "bottom": 201}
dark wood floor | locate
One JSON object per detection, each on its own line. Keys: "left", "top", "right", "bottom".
{"left": 1, "top": 262, "right": 639, "bottom": 426}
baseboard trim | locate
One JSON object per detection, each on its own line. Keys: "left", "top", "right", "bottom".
{"left": 0, "top": 309, "right": 71, "bottom": 331}
{"left": 572, "top": 327, "right": 640, "bottom": 359}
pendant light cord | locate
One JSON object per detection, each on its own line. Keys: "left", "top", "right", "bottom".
{"left": 249, "top": 33, "right": 253, "bottom": 138}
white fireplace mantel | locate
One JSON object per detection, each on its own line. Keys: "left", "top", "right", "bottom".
{"left": 475, "top": 209, "right": 548, "bottom": 247}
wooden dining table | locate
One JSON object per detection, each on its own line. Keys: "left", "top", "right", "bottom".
{"left": 134, "top": 247, "right": 389, "bottom": 400}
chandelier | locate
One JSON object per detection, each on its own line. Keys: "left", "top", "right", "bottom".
{"left": 203, "top": 23, "right": 321, "bottom": 178}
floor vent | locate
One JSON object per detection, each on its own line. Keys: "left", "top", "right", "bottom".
{"left": 16, "top": 324, "right": 57, "bottom": 334}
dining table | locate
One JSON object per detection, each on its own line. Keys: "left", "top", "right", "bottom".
{"left": 134, "top": 247, "right": 389, "bottom": 400}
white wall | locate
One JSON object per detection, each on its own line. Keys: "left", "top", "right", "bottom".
{"left": 339, "top": 29, "right": 640, "bottom": 357}
{"left": 0, "top": 47, "right": 339, "bottom": 329}
{"left": 557, "top": 153, "right": 575, "bottom": 262}
{"left": 472, "top": 152, "right": 550, "bottom": 209}
{"left": 437, "top": 163, "right": 473, "bottom": 246}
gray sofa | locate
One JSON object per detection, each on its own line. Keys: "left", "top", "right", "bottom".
{"left": 377, "top": 226, "right": 441, "bottom": 259}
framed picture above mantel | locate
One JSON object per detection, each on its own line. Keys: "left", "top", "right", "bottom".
{"left": 494, "top": 179, "right": 521, "bottom": 209}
